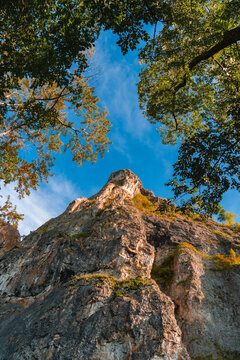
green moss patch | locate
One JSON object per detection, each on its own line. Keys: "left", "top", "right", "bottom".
{"left": 178, "top": 242, "right": 211, "bottom": 259}
{"left": 70, "top": 232, "right": 90, "bottom": 240}
{"left": 151, "top": 243, "right": 240, "bottom": 290}
{"left": 69, "top": 274, "right": 151, "bottom": 298}
{"left": 37, "top": 226, "right": 48, "bottom": 232}
{"left": 151, "top": 242, "right": 212, "bottom": 288}
{"left": 131, "top": 194, "right": 192, "bottom": 219}
{"left": 132, "top": 193, "right": 157, "bottom": 213}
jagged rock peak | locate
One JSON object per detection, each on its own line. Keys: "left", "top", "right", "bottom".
{"left": 66, "top": 169, "right": 153, "bottom": 215}
{"left": 106, "top": 169, "right": 155, "bottom": 198}
{"left": 89, "top": 168, "right": 145, "bottom": 202}
{"left": 106, "top": 169, "right": 143, "bottom": 195}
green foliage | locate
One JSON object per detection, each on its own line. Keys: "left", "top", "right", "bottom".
{"left": 0, "top": 72, "right": 111, "bottom": 225}
{"left": 139, "top": 0, "right": 239, "bottom": 143}
{"left": 178, "top": 242, "right": 211, "bottom": 259}
{"left": 113, "top": 276, "right": 150, "bottom": 298}
{"left": 0, "top": 0, "right": 159, "bottom": 226}
{"left": 37, "top": 227, "right": 48, "bottom": 233}
{"left": 218, "top": 210, "right": 238, "bottom": 226}
{"left": 166, "top": 118, "right": 240, "bottom": 216}
{"left": 132, "top": 193, "right": 182, "bottom": 217}
{"left": 177, "top": 241, "right": 240, "bottom": 272}
{"left": 0, "top": 196, "right": 23, "bottom": 228}
{"left": 152, "top": 243, "right": 240, "bottom": 295}
{"left": 131, "top": 193, "right": 204, "bottom": 221}
{"left": 0, "top": 0, "right": 99, "bottom": 90}
{"left": 80, "top": 0, "right": 159, "bottom": 55}
{"left": 1, "top": 77, "right": 110, "bottom": 220}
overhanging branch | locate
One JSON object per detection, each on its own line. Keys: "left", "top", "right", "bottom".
{"left": 174, "top": 25, "right": 240, "bottom": 93}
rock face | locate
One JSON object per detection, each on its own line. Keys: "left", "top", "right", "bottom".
{"left": 0, "top": 169, "right": 240, "bottom": 360}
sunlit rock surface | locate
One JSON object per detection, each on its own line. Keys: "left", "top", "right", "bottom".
{"left": 0, "top": 169, "right": 240, "bottom": 359}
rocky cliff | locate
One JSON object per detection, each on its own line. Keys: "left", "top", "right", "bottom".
{"left": 1, "top": 169, "right": 240, "bottom": 360}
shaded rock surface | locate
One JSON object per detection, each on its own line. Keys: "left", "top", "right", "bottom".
{"left": 0, "top": 169, "right": 240, "bottom": 359}
{"left": 0, "top": 222, "right": 21, "bottom": 258}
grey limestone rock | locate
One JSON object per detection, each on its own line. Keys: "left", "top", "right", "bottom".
{"left": 0, "top": 169, "right": 240, "bottom": 359}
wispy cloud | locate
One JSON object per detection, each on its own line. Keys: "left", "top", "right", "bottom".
{"left": 1, "top": 176, "right": 81, "bottom": 235}
{"left": 94, "top": 33, "right": 153, "bottom": 142}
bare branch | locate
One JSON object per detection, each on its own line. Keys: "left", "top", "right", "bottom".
{"left": 34, "top": 91, "right": 70, "bottom": 102}
{"left": 213, "top": 58, "right": 224, "bottom": 71}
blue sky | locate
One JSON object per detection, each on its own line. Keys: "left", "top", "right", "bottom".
{"left": 5, "top": 31, "right": 240, "bottom": 235}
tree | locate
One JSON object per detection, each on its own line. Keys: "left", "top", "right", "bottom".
{"left": 0, "top": 0, "right": 113, "bottom": 226}
{"left": 138, "top": 0, "right": 240, "bottom": 215}
{"left": 0, "top": 0, "right": 156, "bottom": 90}
{"left": 0, "top": 68, "right": 111, "bottom": 225}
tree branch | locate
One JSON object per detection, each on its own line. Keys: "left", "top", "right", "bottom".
{"left": 50, "top": 86, "right": 67, "bottom": 110}
{"left": 0, "top": 89, "right": 70, "bottom": 108}
{"left": 0, "top": 122, "right": 26, "bottom": 138}
{"left": 57, "top": 118, "right": 84, "bottom": 136}
{"left": 172, "top": 111, "right": 179, "bottom": 130}
{"left": 35, "top": 91, "right": 70, "bottom": 102}
{"left": 174, "top": 25, "right": 240, "bottom": 94}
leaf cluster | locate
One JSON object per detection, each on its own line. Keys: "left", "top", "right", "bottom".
{"left": 0, "top": 75, "right": 111, "bottom": 198}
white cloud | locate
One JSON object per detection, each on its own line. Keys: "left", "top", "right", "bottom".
{"left": 94, "top": 34, "right": 153, "bottom": 141}
{"left": 1, "top": 176, "right": 81, "bottom": 236}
